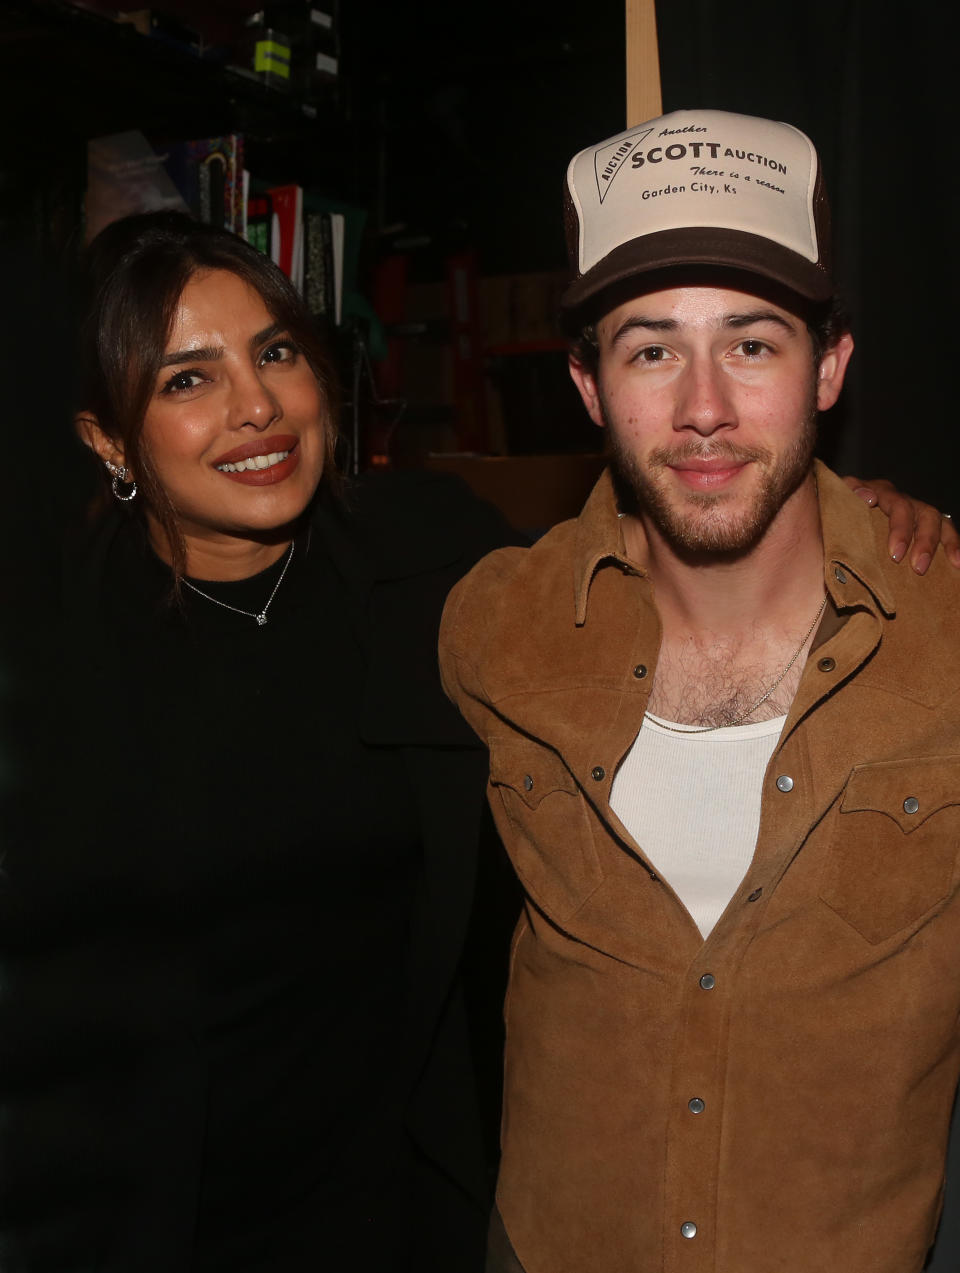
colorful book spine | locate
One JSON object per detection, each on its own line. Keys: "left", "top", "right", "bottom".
{"left": 267, "top": 183, "right": 304, "bottom": 290}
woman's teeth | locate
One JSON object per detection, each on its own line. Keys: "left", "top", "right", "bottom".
{"left": 217, "top": 450, "right": 290, "bottom": 473}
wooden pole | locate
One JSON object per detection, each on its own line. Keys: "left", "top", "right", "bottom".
{"left": 625, "top": 0, "right": 662, "bottom": 127}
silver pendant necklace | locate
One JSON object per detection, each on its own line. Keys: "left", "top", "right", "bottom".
{"left": 645, "top": 592, "right": 829, "bottom": 734}
{"left": 181, "top": 541, "right": 295, "bottom": 626}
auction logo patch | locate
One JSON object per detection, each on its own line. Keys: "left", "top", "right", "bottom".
{"left": 593, "top": 128, "right": 653, "bottom": 202}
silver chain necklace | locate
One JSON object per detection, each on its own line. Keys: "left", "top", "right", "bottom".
{"left": 645, "top": 592, "right": 829, "bottom": 734}
{"left": 181, "top": 541, "right": 295, "bottom": 626}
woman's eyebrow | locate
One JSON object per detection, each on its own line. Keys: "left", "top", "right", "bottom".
{"left": 251, "top": 322, "right": 284, "bottom": 347}
{"left": 160, "top": 345, "right": 223, "bottom": 367}
{"left": 158, "top": 323, "right": 284, "bottom": 368}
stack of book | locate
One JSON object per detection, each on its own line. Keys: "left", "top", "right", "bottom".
{"left": 85, "top": 129, "right": 345, "bottom": 324}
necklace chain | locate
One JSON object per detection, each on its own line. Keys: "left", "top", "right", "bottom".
{"left": 645, "top": 592, "right": 829, "bottom": 734}
{"left": 181, "top": 541, "right": 295, "bottom": 626}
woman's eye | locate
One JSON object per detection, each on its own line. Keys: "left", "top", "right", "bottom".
{"left": 161, "top": 369, "right": 206, "bottom": 394}
{"left": 260, "top": 341, "right": 297, "bottom": 365}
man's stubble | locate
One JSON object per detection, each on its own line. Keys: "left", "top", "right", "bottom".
{"left": 605, "top": 381, "right": 819, "bottom": 558}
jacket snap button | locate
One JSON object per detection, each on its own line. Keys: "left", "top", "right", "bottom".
{"left": 633, "top": 664, "right": 648, "bottom": 679}
{"left": 817, "top": 656, "right": 836, "bottom": 672}
{"left": 776, "top": 775, "right": 794, "bottom": 793}
{"left": 903, "top": 796, "right": 919, "bottom": 814}
{"left": 834, "top": 567, "right": 848, "bottom": 584}
{"left": 523, "top": 774, "right": 534, "bottom": 792}
{"left": 688, "top": 1097, "right": 705, "bottom": 1114}
{"left": 699, "top": 973, "right": 716, "bottom": 990}
{"left": 591, "top": 766, "right": 606, "bottom": 781}
{"left": 680, "top": 1222, "right": 698, "bottom": 1239}
{"left": 747, "top": 888, "right": 763, "bottom": 902}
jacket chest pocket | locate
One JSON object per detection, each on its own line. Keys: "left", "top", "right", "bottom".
{"left": 489, "top": 738, "right": 602, "bottom": 922}
{"left": 819, "top": 756, "right": 960, "bottom": 944}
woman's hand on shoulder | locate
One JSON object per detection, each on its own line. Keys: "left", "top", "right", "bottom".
{"left": 845, "top": 476, "right": 960, "bottom": 574}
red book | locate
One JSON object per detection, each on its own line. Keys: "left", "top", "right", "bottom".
{"left": 266, "top": 184, "right": 304, "bottom": 290}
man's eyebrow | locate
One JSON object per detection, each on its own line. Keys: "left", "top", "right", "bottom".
{"left": 723, "top": 310, "right": 799, "bottom": 334}
{"left": 610, "top": 315, "right": 678, "bottom": 345}
{"left": 608, "top": 308, "right": 801, "bottom": 348}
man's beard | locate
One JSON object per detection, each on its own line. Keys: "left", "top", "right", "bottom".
{"left": 607, "top": 392, "right": 819, "bottom": 558}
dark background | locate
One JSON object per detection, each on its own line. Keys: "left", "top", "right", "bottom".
{"left": 1, "top": 2, "right": 957, "bottom": 1266}
{"left": 0, "top": 0, "right": 955, "bottom": 507}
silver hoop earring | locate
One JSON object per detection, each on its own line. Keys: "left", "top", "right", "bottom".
{"left": 105, "top": 460, "right": 138, "bottom": 502}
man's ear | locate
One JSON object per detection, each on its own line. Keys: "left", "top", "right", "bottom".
{"left": 75, "top": 412, "right": 130, "bottom": 476}
{"left": 816, "top": 331, "right": 855, "bottom": 412}
{"left": 568, "top": 354, "right": 606, "bottom": 430}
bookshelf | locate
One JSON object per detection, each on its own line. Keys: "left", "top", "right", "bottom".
{"left": 0, "top": 1, "right": 350, "bottom": 255}
{"left": 1, "top": 0, "right": 618, "bottom": 528}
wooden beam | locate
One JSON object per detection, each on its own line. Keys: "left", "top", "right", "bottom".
{"left": 625, "top": 0, "right": 662, "bottom": 127}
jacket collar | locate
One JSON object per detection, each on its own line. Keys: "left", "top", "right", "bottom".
{"left": 572, "top": 469, "right": 639, "bottom": 625}
{"left": 572, "top": 460, "right": 896, "bottom": 625}
{"left": 815, "top": 462, "right": 896, "bottom": 616}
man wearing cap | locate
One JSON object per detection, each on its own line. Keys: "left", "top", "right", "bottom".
{"left": 439, "top": 109, "right": 960, "bottom": 1273}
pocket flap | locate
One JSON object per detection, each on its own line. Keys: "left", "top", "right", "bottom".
{"left": 840, "top": 755, "right": 960, "bottom": 832}
{"left": 489, "top": 738, "right": 579, "bottom": 810}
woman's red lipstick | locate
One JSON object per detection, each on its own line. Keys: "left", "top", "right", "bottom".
{"left": 212, "top": 435, "right": 300, "bottom": 486}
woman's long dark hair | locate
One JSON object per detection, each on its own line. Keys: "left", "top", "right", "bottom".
{"left": 75, "top": 210, "right": 339, "bottom": 579}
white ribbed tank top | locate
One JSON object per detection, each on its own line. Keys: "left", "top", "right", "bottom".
{"left": 610, "top": 712, "right": 786, "bottom": 939}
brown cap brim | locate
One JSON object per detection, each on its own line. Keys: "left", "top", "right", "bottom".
{"left": 560, "top": 226, "right": 833, "bottom": 333}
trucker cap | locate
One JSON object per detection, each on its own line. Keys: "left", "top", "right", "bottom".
{"left": 560, "top": 108, "right": 833, "bottom": 330}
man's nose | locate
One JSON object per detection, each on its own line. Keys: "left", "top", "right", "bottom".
{"left": 674, "top": 357, "right": 736, "bottom": 436}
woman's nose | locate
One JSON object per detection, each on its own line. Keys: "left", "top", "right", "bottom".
{"left": 229, "top": 368, "right": 281, "bottom": 430}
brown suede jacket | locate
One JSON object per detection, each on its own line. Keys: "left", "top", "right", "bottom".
{"left": 439, "top": 462, "right": 960, "bottom": 1273}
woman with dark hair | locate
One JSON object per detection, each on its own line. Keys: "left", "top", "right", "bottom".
{"left": 0, "top": 211, "right": 951, "bottom": 1273}
{"left": 0, "top": 212, "right": 515, "bottom": 1273}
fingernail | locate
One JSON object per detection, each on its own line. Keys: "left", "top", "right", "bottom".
{"left": 855, "top": 487, "right": 877, "bottom": 505}
{"left": 913, "top": 552, "right": 931, "bottom": 575}
{"left": 891, "top": 541, "right": 907, "bottom": 562}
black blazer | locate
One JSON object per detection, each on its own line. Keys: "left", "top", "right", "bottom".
{"left": 315, "top": 471, "right": 522, "bottom": 1258}
{"left": 0, "top": 469, "right": 519, "bottom": 1272}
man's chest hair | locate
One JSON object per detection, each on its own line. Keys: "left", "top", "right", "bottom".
{"left": 646, "top": 626, "right": 807, "bottom": 727}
